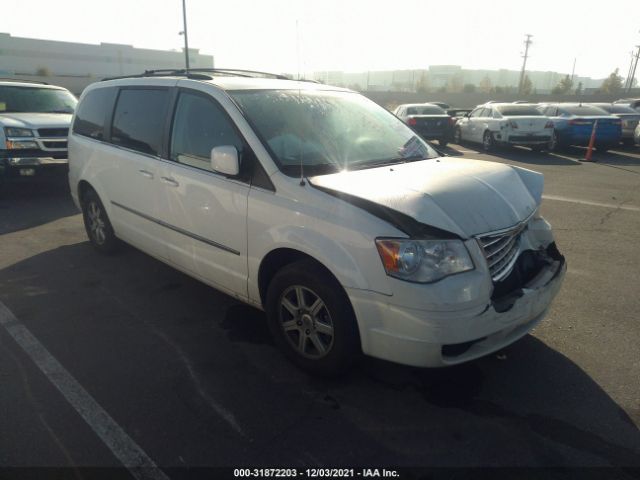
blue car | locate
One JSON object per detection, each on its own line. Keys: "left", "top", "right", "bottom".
{"left": 537, "top": 103, "right": 622, "bottom": 152}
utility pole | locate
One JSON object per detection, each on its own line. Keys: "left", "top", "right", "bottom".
{"left": 180, "top": 0, "right": 190, "bottom": 70}
{"left": 570, "top": 58, "right": 576, "bottom": 83}
{"left": 624, "top": 50, "right": 635, "bottom": 90}
{"left": 627, "top": 45, "right": 640, "bottom": 93}
{"left": 518, "top": 34, "right": 533, "bottom": 95}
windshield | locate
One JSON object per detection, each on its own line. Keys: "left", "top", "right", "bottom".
{"left": 0, "top": 86, "right": 77, "bottom": 114}
{"left": 231, "top": 89, "right": 439, "bottom": 176}
{"left": 496, "top": 106, "right": 542, "bottom": 116}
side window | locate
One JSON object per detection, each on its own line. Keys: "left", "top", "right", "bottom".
{"left": 470, "top": 108, "right": 482, "bottom": 118}
{"left": 73, "top": 88, "right": 114, "bottom": 140}
{"left": 111, "top": 88, "right": 170, "bottom": 156}
{"left": 170, "top": 91, "right": 244, "bottom": 173}
{"left": 483, "top": 108, "right": 492, "bottom": 117}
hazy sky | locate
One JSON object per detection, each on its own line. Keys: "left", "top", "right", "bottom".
{"left": 2, "top": 0, "right": 639, "bottom": 79}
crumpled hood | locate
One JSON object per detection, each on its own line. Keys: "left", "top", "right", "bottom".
{"left": 0, "top": 113, "right": 72, "bottom": 130}
{"left": 310, "top": 157, "right": 543, "bottom": 238}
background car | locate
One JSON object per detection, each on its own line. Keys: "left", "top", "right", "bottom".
{"left": 0, "top": 78, "right": 76, "bottom": 183}
{"left": 589, "top": 103, "right": 640, "bottom": 145}
{"left": 393, "top": 103, "right": 453, "bottom": 146}
{"left": 613, "top": 98, "right": 640, "bottom": 112}
{"left": 453, "top": 103, "right": 553, "bottom": 152}
{"left": 635, "top": 123, "right": 640, "bottom": 145}
{"left": 538, "top": 103, "right": 622, "bottom": 152}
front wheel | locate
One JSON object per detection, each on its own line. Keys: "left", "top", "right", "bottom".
{"left": 81, "top": 188, "right": 119, "bottom": 254}
{"left": 482, "top": 131, "right": 494, "bottom": 152}
{"left": 265, "top": 259, "right": 360, "bottom": 376}
{"left": 547, "top": 131, "right": 559, "bottom": 152}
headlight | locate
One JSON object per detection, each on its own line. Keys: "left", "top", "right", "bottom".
{"left": 375, "top": 238, "right": 474, "bottom": 283}
{"left": 4, "top": 127, "right": 33, "bottom": 137}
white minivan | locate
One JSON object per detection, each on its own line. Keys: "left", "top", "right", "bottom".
{"left": 68, "top": 69, "right": 566, "bottom": 375}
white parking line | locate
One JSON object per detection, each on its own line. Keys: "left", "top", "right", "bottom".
{"left": 542, "top": 195, "right": 640, "bottom": 212}
{"left": 0, "top": 301, "right": 169, "bottom": 480}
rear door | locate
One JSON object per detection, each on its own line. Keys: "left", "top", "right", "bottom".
{"left": 104, "top": 84, "right": 174, "bottom": 260}
{"left": 157, "top": 87, "right": 252, "bottom": 298}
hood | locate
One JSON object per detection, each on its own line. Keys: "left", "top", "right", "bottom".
{"left": 309, "top": 157, "right": 543, "bottom": 238}
{"left": 0, "top": 112, "right": 72, "bottom": 129}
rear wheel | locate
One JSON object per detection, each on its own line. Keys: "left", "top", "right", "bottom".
{"left": 482, "top": 131, "right": 494, "bottom": 152}
{"left": 453, "top": 127, "right": 462, "bottom": 144}
{"left": 265, "top": 259, "right": 360, "bottom": 376}
{"left": 81, "top": 188, "right": 119, "bottom": 254}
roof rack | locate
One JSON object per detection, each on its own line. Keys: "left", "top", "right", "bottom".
{"left": 0, "top": 77, "right": 49, "bottom": 85}
{"left": 101, "top": 68, "right": 292, "bottom": 82}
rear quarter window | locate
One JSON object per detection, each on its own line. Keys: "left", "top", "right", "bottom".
{"left": 110, "top": 88, "right": 171, "bottom": 156}
{"left": 73, "top": 88, "right": 115, "bottom": 140}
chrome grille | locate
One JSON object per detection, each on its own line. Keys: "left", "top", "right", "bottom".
{"left": 477, "top": 223, "right": 527, "bottom": 282}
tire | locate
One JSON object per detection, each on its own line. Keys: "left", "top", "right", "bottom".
{"left": 438, "top": 139, "right": 448, "bottom": 147}
{"left": 547, "top": 130, "right": 560, "bottom": 152}
{"left": 482, "top": 131, "right": 494, "bottom": 152}
{"left": 596, "top": 144, "right": 612, "bottom": 153}
{"left": 530, "top": 145, "right": 544, "bottom": 152}
{"left": 265, "top": 259, "right": 360, "bottom": 376}
{"left": 453, "top": 127, "right": 462, "bottom": 144}
{"left": 81, "top": 188, "right": 119, "bottom": 254}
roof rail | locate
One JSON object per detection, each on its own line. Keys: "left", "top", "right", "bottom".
{"left": 0, "top": 77, "right": 49, "bottom": 85}
{"left": 101, "top": 68, "right": 295, "bottom": 82}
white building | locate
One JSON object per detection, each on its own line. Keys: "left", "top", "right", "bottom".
{"left": 0, "top": 33, "right": 214, "bottom": 93}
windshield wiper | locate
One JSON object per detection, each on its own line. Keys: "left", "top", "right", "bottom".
{"left": 352, "top": 155, "right": 427, "bottom": 170}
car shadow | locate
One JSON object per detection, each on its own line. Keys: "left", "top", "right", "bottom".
{"left": 1, "top": 242, "right": 639, "bottom": 468}
{"left": 484, "top": 146, "right": 583, "bottom": 166}
{"left": 0, "top": 178, "right": 79, "bottom": 234}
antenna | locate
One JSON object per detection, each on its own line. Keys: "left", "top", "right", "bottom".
{"left": 296, "top": 19, "right": 306, "bottom": 186}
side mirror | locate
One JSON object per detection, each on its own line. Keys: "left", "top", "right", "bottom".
{"left": 211, "top": 145, "right": 240, "bottom": 176}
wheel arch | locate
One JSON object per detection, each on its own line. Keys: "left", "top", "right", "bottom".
{"left": 258, "top": 248, "right": 348, "bottom": 309}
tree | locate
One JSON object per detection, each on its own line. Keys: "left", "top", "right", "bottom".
{"left": 479, "top": 76, "right": 492, "bottom": 94}
{"left": 575, "top": 82, "right": 583, "bottom": 95}
{"left": 599, "top": 68, "right": 623, "bottom": 94}
{"left": 552, "top": 75, "right": 574, "bottom": 94}
{"left": 522, "top": 75, "right": 533, "bottom": 95}
{"left": 36, "top": 66, "right": 51, "bottom": 76}
{"left": 445, "top": 75, "right": 463, "bottom": 93}
{"left": 463, "top": 83, "right": 477, "bottom": 93}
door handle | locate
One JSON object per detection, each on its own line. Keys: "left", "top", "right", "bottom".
{"left": 161, "top": 176, "right": 180, "bottom": 187}
{"left": 138, "top": 169, "right": 154, "bottom": 179}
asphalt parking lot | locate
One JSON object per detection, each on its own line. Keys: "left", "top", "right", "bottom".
{"left": 1, "top": 143, "right": 639, "bottom": 477}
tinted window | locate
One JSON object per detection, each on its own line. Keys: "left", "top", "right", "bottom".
{"left": 111, "top": 89, "right": 170, "bottom": 156}
{"left": 170, "top": 91, "right": 243, "bottom": 172}
{"left": 563, "top": 105, "right": 609, "bottom": 116}
{"left": 496, "top": 106, "right": 542, "bottom": 116}
{"left": 594, "top": 104, "right": 637, "bottom": 114}
{"left": 407, "top": 105, "right": 446, "bottom": 115}
{"left": 73, "top": 88, "right": 112, "bottom": 139}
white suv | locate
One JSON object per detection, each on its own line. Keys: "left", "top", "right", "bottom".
{"left": 1, "top": 79, "right": 76, "bottom": 182}
{"left": 68, "top": 69, "right": 566, "bottom": 374}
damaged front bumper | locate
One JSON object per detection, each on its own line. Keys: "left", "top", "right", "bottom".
{"left": 347, "top": 243, "right": 566, "bottom": 368}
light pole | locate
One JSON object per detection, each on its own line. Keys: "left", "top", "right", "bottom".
{"left": 518, "top": 34, "right": 533, "bottom": 95}
{"left": 179, "top": 0, "right": 190, "bottom": 70}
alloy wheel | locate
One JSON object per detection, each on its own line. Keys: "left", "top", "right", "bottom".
{"left": 279, "top": 285, "right": 334, "bottom": 359}
{"left": 87, "top": 201, "right": 106, "bottom": 245}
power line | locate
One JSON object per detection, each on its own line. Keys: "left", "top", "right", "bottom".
{"left": 518, "top": 34, "right": 533, "bottom": 94}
